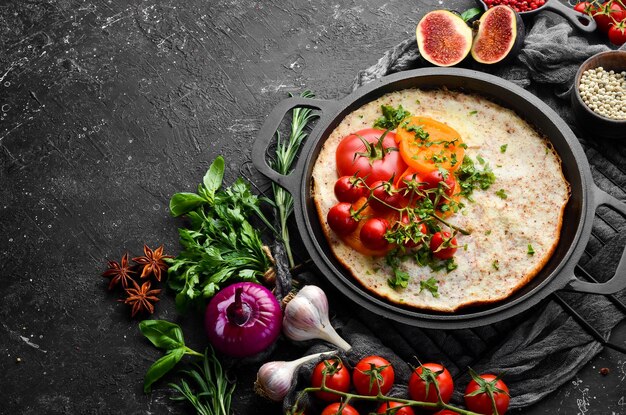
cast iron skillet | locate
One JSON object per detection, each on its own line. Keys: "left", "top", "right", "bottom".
{"left": 253, "top": 68, "right": 626, "bottom": 329}
{"left": 475, "top": 0, "right": 596, "bottom": 32}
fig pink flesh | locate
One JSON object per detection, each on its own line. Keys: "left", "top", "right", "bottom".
{"left": 418, "top": 12, "right": 470, "bottom": 66}
{"left": 472, "top": 7, "right": 516, "bottom": 63}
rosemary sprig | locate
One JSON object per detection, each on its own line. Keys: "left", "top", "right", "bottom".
{"left": 271, "top": 90, "right": 318, "bottom": 267}
{"left": 169, "top": 347, "right": 236, "bottom": 415}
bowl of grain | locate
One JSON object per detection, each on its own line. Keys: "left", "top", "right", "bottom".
{"left": 571, "top": 50, "right": 626, "bottom": 139}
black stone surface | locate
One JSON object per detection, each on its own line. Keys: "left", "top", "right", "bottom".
{"left": 1, "top": 0, "right": 625, "bottom": 414}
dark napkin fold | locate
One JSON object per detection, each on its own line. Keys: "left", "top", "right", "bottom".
{"left": 283, "top": 12, "right": 626, "bottom": 413}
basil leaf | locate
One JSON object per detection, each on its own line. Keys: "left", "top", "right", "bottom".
{"left": 139, "top": 320, "right": 185, "bottom": 350}
{"left": 143, "top": 347, "right": 185, "bottom": 393}
{"left": 461, "top": 7, "right": 481, "bottom": 22}
{"left": 169, "top": 193, "right": 206, "bottom": 217}
{"left": 203, "top": 155, "right": 225, "bottom": 196}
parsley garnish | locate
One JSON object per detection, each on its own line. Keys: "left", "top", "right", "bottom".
{"left": 459, "top": 143, "right": 468, "bottom": 149}
{"left": 407, "top": 124, "right": 430, "bottom": 141}
{"left": 492, "top": 260, "right": 499, "bottom": 270}
{"left": 454, "top": 155, "right": 496, "bottom": 200}
{"left": 500, "top": 144, "right": 508, "bottom": 153}
{"left": 386, "top": 253, "right": 411, "bottom": 289}
{"left": 373, "top": 104, "right": 411, "bottom": 130}
{"left": 496, "top": 189, "right": 508, "bottom": 199}
{"left": 485, "top": 230, "right": 492, "bottom": 235}
{"left": 419, "top": 277, "right": 440, "bottom": 298}
{"left": 469, "top": 110, "right": 478, "bottom": 116}
{"left": 528, "top": 244, "right": 535, "bottom": 255}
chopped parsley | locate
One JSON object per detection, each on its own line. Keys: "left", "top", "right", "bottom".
{"left": 373, "top": 104, "right": 411, "bottom": 130}
{"left": 500, "top": 144, "right": 508, "bottom": 153}
{"left": 476, "top": 155, "right": 486, "bottom": 165}
{"left": 407, "top": 124, "right": 430, "bottom": 141}
{"left": 455, "top": 155, "right": 496, "bottom": 201}
{"left": 459, "top": 143, "right": 468, "bottom": 149}
{"left": 415, "top": 99, "right": 421, "bottom": 104}
{"left": 469, "top": 110, "right": 478, "bottom": 116}
{"left": 419, "top": 277, "right": 440, "bottom": 298}
{"left": 492, "top": 260, "right": 499, "bottom": 270}
{"left": 528, "top": 244, "right": 535, "bottom": 255}
{"left": 496, "top": 189, "right": 508, "bottom": 199}
{"left": 485, "top": 230, "right": 492, "bottom": 235}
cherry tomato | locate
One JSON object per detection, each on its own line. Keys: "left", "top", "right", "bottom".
{"left": 376, "top": 401, "right": 415, "bottom": 415}
{"left": 360, "top": 218, "right": 391, "bottom": 251}
{"left": 335, "top": 176, "right": 367, "bottom": 203}
{"left": 370, "top": 180, "right": 406, "bottom": 213}
{"left": 573, "top": 1, "right": 594, "bottom": 14}
{"left": 421, "top": 169, "right": 456, "bottom": 198}
{"left": 398, "top": 171, "right": 425, "bottom": 201}
{"left": 608, "top": 21, "right": 626, "bottom": 46}
{"left": 311, "top": 359, "right": 351, "bottom": 402}
{"left": 464, "top": 373, "right": 510, "bottom": 415}
{"left": 408, "top": 363, "right": 454, "bottom": 405}
{"left": 429, "top": 231, "right": 458, "bottom": 260}
{"left": 593, "top": 1, "right": 626, "bottom": 33}
{"left": 396, "top": 117, "right": 464, "bottom": 174}
{"left": 353, "top": 355, "right": 395, "bottom": 396}
{"left": 321, "top": 402, "right": 360, "bottom": 415}
{"left": 327, "top": 203, "right": 358, "bottom": 236}
{"left": 400, "top": 215, "right": 428, "bottom": 248}
{"left": 336, "top": 128, "right": 406, "bottom": 185}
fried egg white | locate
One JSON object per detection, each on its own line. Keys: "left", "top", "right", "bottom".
{"left": 311, "top": 88, "right": 570, "bottom": 312}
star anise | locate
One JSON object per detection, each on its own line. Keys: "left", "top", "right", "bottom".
{"left": 133, "top": 245, "right": 173, "bottom": 281}
{"left": 102, "top": 253, "right": 135, "bottom": 290}
{"left": 124, "top": 280, "right": 161, "bottom": 317}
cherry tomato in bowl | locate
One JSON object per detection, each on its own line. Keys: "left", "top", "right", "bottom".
{"left": 321, "top": 402, "right": 360, "bottom": 415}
{"left": 311, "top": 359, "right": 351, "bottom": 402}
{"left": 377, "top": 401, "right": 415, "bottom": 415}
{"left": 464, "top": 372, "right": 510, "bottom": 415}
{"left": 353, "top": 355, "right": 395, "bottom": 396}
{"left": 408, "top": 363, "right": 454, "bottom": 405}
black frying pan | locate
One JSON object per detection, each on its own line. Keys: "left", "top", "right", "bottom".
{"left": 475, "top": 0, "right": 596, "bottom": 32}
{"left": 253, "top": 68, "right": 626, "bottom": 329}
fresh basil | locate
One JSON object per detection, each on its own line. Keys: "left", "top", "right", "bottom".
{"left": 202, "top": 155, "right": 225, "bottom": 199}
{"left": 144, "top": 348, "right": 185, "bottom": 393}
{"left": 461, "top": 7, "right": 482, "bottom": 22}
{"left": 169, "top": 193, "right": 207, "bottom": 218}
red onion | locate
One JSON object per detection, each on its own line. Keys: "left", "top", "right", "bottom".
{"left": 205, "top": 282, "right": 282, "bottom": 358}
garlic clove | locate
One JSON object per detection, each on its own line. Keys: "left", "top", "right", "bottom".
{"left": 283, "top": 285, "right": 352, "bottom": 351}
{"left": 254, "top": 351, "right": 334, "bottom": 401}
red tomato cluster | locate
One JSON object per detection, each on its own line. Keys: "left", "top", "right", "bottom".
{"left": 574, "top": 0, "right": 626, "bottom": 45}
{"left": 312, "top": 358, "right": 510, "bottom": 415}
{"left": 483, "top": 0, "right": 546, "bottom": 12}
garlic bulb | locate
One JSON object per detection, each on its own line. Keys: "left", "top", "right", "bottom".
{"left": 283, "top": 285, "right": 352, "bottom": 351}
{"left": 254, "top": 352, "right": 332, "bottom": 401}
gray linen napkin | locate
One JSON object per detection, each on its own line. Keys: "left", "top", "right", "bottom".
{"left": 283, "top": 12, "right": 626, "bottom": 413}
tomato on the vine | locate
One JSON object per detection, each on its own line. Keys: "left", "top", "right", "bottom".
{"left": 311, "top": 359, "right": 351, "bottom": 402}
{"left": 321, "top": 402, "right": 360, "bottom": 415}
{"left": 360, "top": 218, "right": 391, "bottom": 251}
{"left": 336, "top": 128, "right": 406, "bottom": 185}
{"left": 408, "top": 363, "right": 454, "bottom": 405}
{"left": 608, "top": 20, "right": 626, "bottom": 46}
{"left": 464, "top": 371, "right": 510, "bottom": 415}
{"left": 397, "top": 171, "right": 425, "bottom": 201}
{"left": 400, "top": 214, "right": 428, "bottom": 248}
{"left": 376, "top": 401, "right": 415, "bottom": 415}
{"left": 421, "top": 169, "right": 456, "bottom": 198}
{"left": 429, "top": 231, "right": 458, "bottom": 260}
{"left": 573, "top": 1, "right": 594, "bottom": 14}
{"left": 327, "top": 203, "right": 359, "bottom": 236}
{"left": 335, "top": 176, "right": 367, "bottom": 203}
{"left": 370, "top": 180, "right": 406, "bottom": 213}
{"left": 353, "top": 355, "right": 395, "bottom": 396}
{"left": 593, "top": 1, "right": 626, "bottom": 33}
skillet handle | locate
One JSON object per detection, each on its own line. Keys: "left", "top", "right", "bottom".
{"left": 542, "top": 0, "right": 597, "bottom": 33}
{"left": 252, "top": 97, "right": 334, "bottom": 194}
{"left": 565, "top": 185, "right": 626, "bottom": 294}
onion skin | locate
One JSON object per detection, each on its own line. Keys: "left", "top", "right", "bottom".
{"left": 205, "top": 282, "right": 282, "bottom": 358}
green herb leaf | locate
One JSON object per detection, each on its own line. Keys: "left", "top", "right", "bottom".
{"left": 140, "top": 320, "right": 185, "bottom": 350}
{"left": 461, "top": 7, "right": 482, "bottom": 22}
{"left": 169, "top": 193, "right": 207, "bottom": 217}
{"left": 455, "top": 155, "right": 496, "bottom": 200}
{"left": 374, "top": 104, "right": 411, "bottom": 130}
{"left": 469, "top": 110, "right": 478, "bottom": 116}
{"left": 500, "top": 144, "right": 508, "bottom": 153}
{"left": 528, "top": 244, "right": 535, "bottom": 255}
{"left": 143, "top": 347, "right": 185, "bottom": 393}
{"left": 496, "top": 189, "right": 508, "bottom": 199}
{"left": 203, "top": 156, "right": 225, "bottom": 196}
{"left": 493, "top": 260, "right": 499, "bottom": 270}
{"left": 419, "top": 277, "right": 440, "bottom": 298}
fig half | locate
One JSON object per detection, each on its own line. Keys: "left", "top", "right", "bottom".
{"left": 471, "top": 5, "right": 525, "bottom": 65}
{"left": 416, "top": 10, "right": 473, "bottom": 67}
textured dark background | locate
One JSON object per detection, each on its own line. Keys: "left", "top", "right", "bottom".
{"left": 1, "top": 0, "right": 625, "bottom": 414}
